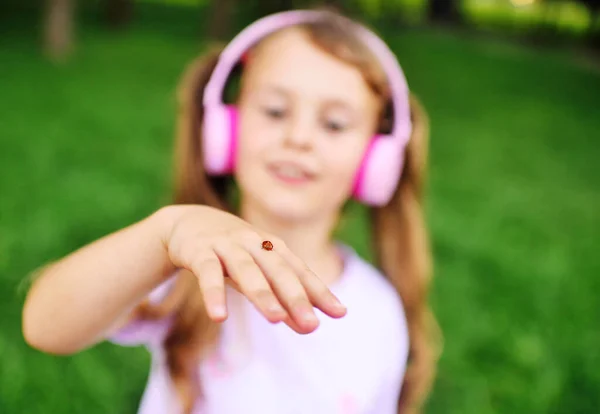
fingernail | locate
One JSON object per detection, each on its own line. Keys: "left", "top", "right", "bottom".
{"left": 302, "top": 311, "right": 319, "bottom": 324}
{"left": 334, "top": 301, "right": 347, "bottom": 312}
{"left": 268, "top": 302, "right": 285, "bottom": 315}
{"left": 212, "top": 305, "right": 227, "bottom": 319}
{"left": 330, "top": 294, "right": 346, "bottom": 308}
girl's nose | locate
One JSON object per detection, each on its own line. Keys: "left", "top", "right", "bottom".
{"left": 283, "top": 109, "right": 315, "bottom": 150}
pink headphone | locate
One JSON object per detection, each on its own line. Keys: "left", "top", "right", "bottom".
{"left": 202, "top": 10, "right": 412, "bottom": 207}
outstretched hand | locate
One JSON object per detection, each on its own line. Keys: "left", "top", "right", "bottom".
{"left": 159, "top": 205, "right": 347, "bottom": 334}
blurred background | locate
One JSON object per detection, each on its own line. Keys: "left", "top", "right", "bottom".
{"left": 1, "top": 0, "right": 599, "bottom": 413}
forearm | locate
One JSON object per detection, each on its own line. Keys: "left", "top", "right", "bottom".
{"left": 22, "top": 206, "right": 177, "bottom": 354}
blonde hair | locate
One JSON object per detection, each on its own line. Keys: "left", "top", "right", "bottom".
{"left": 136, "top": 9, "right": 441, "bottom": 414}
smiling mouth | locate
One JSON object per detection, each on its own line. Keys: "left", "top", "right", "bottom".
{"left": 268, "top": 162, "right": 316, "bottom": 185}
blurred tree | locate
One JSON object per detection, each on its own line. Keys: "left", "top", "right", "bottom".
{"left": 536, "top": 0, "right": 562, "bottom": 38}
{"left": 252, "top": 0, "right": 295, "bottom": 16}
{"left": 577, "top": 0, "right": 600, "bottom": 18}
{"left": 542, "top": 0, "right": 600, "bottom": 49}
{"left": 44, "top": 0, "right": 74, "bottom": 61}
{"left": 310, "top": 0, "right": 346, "bottom": 10}
{"left": 105, "top": 0, "right": 134, "bottom": 28}
{"left": 207, "top": 0, "right": 350, "bottom": 41}
{"left": 207, "top": 0, "right": 237, "bottom": 40}
{"left": 577, "top": 0, "right": 600, "bottom": 47}
{"left": 428, "top": 0, "right": 462, "bottom": 25}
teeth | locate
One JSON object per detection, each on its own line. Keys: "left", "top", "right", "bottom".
{"left": 275, "top": 165, "right": 305, "bottom": 179}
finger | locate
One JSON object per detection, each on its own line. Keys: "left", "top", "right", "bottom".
{"left": 213, "top": 242, "right": 287, "bottom": 324}
{"left": 282, "top": 313, "right": 313, "bottom": 335}
{"left": 224, "top": 276, "right": 295, "bottom": 329}
{"left": 188, "top": 249, "right": 228, "bottom": 322}
{"left": 224, "top": 276, "right": 241, "bottom": 293}
{"left": 248, "top": 247, "right": 320, "bottom": 334}
{"left": 278, "top": 246, "right": 347, "bottom": 319}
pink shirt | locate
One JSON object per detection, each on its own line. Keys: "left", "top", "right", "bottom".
{"left": 109, "top": 244, "right": 409, "bottom": 414}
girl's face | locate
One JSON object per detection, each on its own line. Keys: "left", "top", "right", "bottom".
{"left": 235, "top": 27, "right": 381, "bottom": 223}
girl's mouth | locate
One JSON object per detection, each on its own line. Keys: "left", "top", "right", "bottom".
{"left": 268, "top": 162, "right": 316, "bottom": 185}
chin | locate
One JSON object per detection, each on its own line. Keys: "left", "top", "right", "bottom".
{"left": 258, "top": 196, "right": 319, "bottom": 223}
{"left": 238, "top": 174, "right": 347, "bottom": 225}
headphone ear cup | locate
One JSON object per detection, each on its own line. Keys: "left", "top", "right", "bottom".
{"left": 203, "top": 104, "right": 239, "bottom": 175}
{"left": 352, "top": 134, "right": 405, "bottom": 206}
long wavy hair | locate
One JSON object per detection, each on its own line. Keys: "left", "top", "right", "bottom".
{"left": 135, "top": 9, "right": 441, "bottom": 414}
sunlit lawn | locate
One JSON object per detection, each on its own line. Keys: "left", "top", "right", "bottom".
{"left": 1, "top": 4, "right": 599, "bottom": 414}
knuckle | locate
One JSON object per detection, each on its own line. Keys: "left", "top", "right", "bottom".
{"left": 194, "top": 232, "right": 212, "bottom": 248}
{"left": 241, "top": 229, "right": 263, "bottom": 245}
{"left": 292, "top": 296, "right": 311, "bottom": 307}
{"left": 275, "top": 265, "right": 294, "bottom": 280}
{"left": 211, "top": 235, "right": 230, "bottom": 251}
{"left": 193, "top": 249, "right": 218, "bottom": 263}
{"left": 249, "top": 288, "right": 273, "bottom": 301}
{"left": 203, "top": 284, "right": 224, "bottom": 295}
{"left": 167, "top": 237, "right": 183, "bottom": 259}
{"left": 175, "top": 240, "right": 196, "bottom": 264}
{"left": 174, "top": 233, "right": 210, "bottom": 261}
{"left": 273, "top": 257, "right": 293, "bottom": 274}
{"left": 303, "top": 267, "right": 322, "bottom": 284}
{"left": 268, "top": 235, "right": 286, "bottom": 250}
{"left": 190, "top": 253, "right": 218, "bottom": 271}
{"left": 272, "top": 267, "right": 301, "bottom": 288}
{"left": 314, "top": 283, "right": 331, "bottom": 298}
{"left": 235, "top": 258, "right": 258, "bottom": 275}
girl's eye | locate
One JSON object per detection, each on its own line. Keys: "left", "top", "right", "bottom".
{"left": 324, "top": 119, "right": 347, "bottom": 133}
{"left": 263, "top": 106, "right": 286, "bottom": 119}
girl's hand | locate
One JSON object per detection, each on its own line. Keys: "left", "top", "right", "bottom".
{"left": 158, "top": 205, "right": 347, "bottom": 334}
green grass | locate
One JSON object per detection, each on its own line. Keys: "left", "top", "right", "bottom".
{"left": 1, "top": 5, "right": 599, "bottom": 414}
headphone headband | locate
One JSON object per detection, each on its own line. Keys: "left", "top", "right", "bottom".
{"left": 203, "top": 10, "right": 412, "bottom": 146}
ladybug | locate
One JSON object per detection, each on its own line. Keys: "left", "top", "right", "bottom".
{"left": 262, "top": 240, "right": 274, "bottom": 251}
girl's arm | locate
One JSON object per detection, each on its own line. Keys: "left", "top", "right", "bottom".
{"left": 23, "top": 204, "right": 346, "bottom": 355}
{"left": 22, "top": 207, "right": 177, "bottom": 355}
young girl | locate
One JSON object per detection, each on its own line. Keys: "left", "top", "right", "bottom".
{"left": 22, "top": 8, "right": 439, "bottom": 414}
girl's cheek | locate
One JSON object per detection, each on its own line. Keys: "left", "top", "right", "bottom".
{"left": 321, "top": 144, "right": 365, "bottom": 182}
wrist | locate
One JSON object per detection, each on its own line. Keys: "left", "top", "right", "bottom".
{"left": 150, "top": 205, "right": 186, "bottom": 249}
{"left": 145, "top": 205, "right": 191, "bottom": 279}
